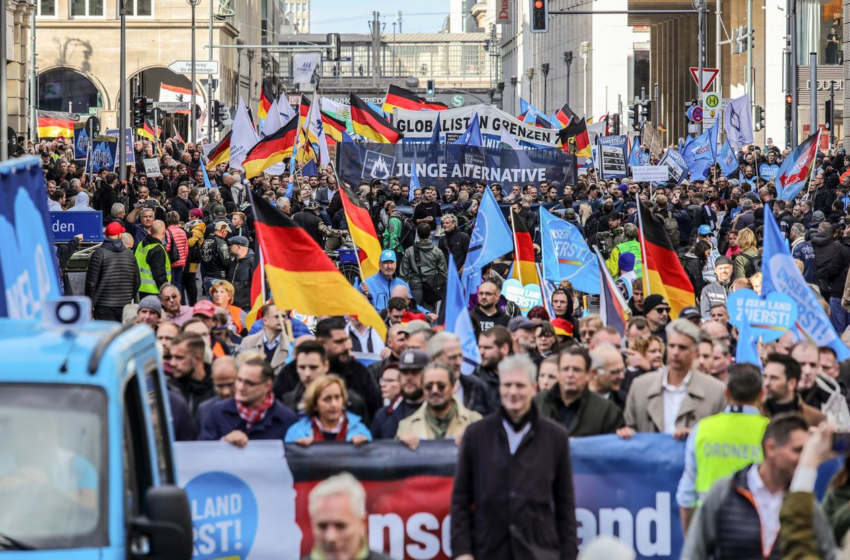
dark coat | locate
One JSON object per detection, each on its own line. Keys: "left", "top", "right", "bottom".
{"left": 198, "top": 398, "right": 297, "bottom": 441}
{"left": 451, "top": 406, "right": 578, "bottom": 560}
{"left": 171, "top": 196, "right": 194, "bottom": 223}
{"left": 811, "top": 233, "right": 849, "bottom": 298}
{"left": 460, "top": 372, "right": 494, "bottom": 416}
{"left": 97, "top": 183, "right": 119, "bottom": 221}
{"left": 369, "top": 397, "right": 422, "bottom": 439}
{"left": 168, "top": 390, "right": 198, "bottom": 441}
{"left": 85, "top": 239, "right": 141, "bottom": 307}
{"left": 534, "top": 386, "right": 624, "bottom": 437}
{"left": 168, "top": 371, "right": 216, "bottom": 416}
{"left": 439, "top": 229, "right": 471, "bottom": 269}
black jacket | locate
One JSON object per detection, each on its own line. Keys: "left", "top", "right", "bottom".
{"left": 85, "top": 239, "right": 141, "bottom": 307}
{"left": 168, "top": 371, "right": 216, "bottom": 416}
{"left": 474, "top": 366, "right": 501, "bottom": 414}
{"left": 96, "top": 183, "right": 119, "bottom": 221}
{"left": 200, "top": 234, "right": 233, "bottom": 280}
{"left": 439, "top": 229, "right": 471, "bottom": 269}
{"left": 227, "top": 249, "right": 255, "bottom": 310}
{"left": 451, "top": 406, "right": 578, "bottom": 560}
{"left": 292, "top": 210, "right": 324, "bottom": 247}
{"left": 534, "top": 386, "right": 624, "bottom": 437}
{"left": 369, "top": 397, "right": 422, "bottom": 439}
{"left": 459, "top": 372, "right": 494, "bottom": 416}
{"left": 811, "top": 233, "right": 848, "bottom": 298}
{"left": 171, "top": 197, "right": 194, "bottom": 223}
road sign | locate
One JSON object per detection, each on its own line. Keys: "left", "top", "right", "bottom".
{"left": 686, "top": 106, "right": 703, "bottom": 123}
{"left": 687, "top": 123, "right": 699, "bottom": 134}
{"left": 701, "top": 94, "right": 729, "bottom": 126}
{"left": 153, "top": 102, "right": 191, "bottom": 112}
{"left": 168, "top": 60, "right": 219, "bottom": 75}
{"left": 450, "top": 95, "right": 465, "bottom": 108}
{"left": 689, "top": 67, "right": 720, "bottom": 92}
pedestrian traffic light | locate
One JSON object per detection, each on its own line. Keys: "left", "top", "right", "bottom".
{"left": 133, "top": 96, "right": 148, "bottom": 128}
{"left": 825, "top": 100, "right": 833, "bottom": 130}
{"left": 754, "top": 105, "right": 765, "bottom": 131}
{"left": 530, "top": 0, "right": 549, "bottom": 33}
{"left": 426, "top": 79, "right": 435, "bottom": 97}
{"left": 785, "top": 94, "right": 793, "bottom": 123}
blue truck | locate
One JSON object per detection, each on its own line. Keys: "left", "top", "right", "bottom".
{"left": 0, "top": 299, "right": 193, "bottom": 559}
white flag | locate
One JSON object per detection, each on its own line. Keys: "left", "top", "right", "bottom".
{"left": 260, "top": 99, "right": 287, "bottom": 175}
{"left": 723, "top": 94, "right": 754, "bottom": 149}
{"left": 229, "top": 97, "right": 259, "bottom": 171}
{"left": 293, "top": 52, "right": 321, "bottom": 85}
{"left": 278, "top": 91, "right": 296, "bottom": 122}
{"left": 307, "top": 93, "right": 331, "bottom": 166}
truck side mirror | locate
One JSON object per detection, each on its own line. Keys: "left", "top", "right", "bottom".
{"left": 129, "top": 485, "right": 193, "bottom": 560}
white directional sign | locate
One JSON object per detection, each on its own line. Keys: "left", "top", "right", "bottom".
{"left": 168, "top": 60, "right": 220, "bottom": 75}
{"left": 153, "top": 102, "right": 192, "bottom": 112}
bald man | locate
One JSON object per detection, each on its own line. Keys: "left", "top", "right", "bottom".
{"left": 136, "top": 219, "right": 172, "bottom": 298}
{"left": 471, "top": 282, "right": 510, "bottom": 331}
{"left": 589, "top": 344, "right": 627, "bottom": 409}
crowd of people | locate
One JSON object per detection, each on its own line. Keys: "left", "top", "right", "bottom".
{"left": 31, "top": 128, "right": 850, "bottom": 559}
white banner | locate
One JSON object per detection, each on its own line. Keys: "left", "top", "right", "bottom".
{"left": 392, "top": 105, "right": 560, "bottom": 149}
{"left": 632, "top": 165, "right": 669, "bottom": 182}
{"left": 175, "top": 441, "right": 301, "bottom": 560}
{"left": 293, "top": 53, "right": 321, "bottom": 85}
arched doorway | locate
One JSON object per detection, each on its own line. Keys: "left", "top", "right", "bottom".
{"left": 131, "top": 67, "right": 206, "bottom": 142}
{"left": 38, "top": 68, "right": 103, "bottom": 115}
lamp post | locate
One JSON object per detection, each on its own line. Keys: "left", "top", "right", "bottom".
{"left": 526, "top": 68, "right": 535, "bottom": 108}
{"left": 118, "top": 0, "right": 127, "bottom": 179}
{"left": 541, "top": 63, "right": 550, "bottom": 113}
{"left": 580, "top": 42, "right": 590, "bottom": 118}
{"left": 510, "top": 75, "right": 518, "bottom": 114}
{"left": 187, "top": 0, "right": 201, "bottom": 143}
{"left": 563, "top": 51, "right": 573, "bottom": 107}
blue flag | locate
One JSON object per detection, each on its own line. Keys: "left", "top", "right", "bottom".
{"left": 452, "top": 113, "right": 484, "bottom": 147}
{"left": 716, "top": 139, "right": 739, "bottom": 178}
{"left": 628, "top": 136, "right": 643, "bottom": 170}
{"left": 776, "top": 130, "right": 820, "bottom": 201}
{"left": 430, "top": 115, "right": 442, "bottom": 145}
{"left": 301, "top": 159, "right": 318, "bottom": 177}
{"left": 681, "top": 120, "right": 718, "bottom": 181}
{"left": 723, "top": 94, "right": 754, "bottom": 149}
{"left": 762, "top": 210, "right": 850, "bottom": 360}
{"left": 539, "top": 206, "right": 600, "bottom": 295}
{"left": 736, "top": 320, "right": 762, "bottom": 369}
{"left": 409, "top": 152, "right": 420, "bottom": 201}
{"left": 200, "top": 156, "right": 214, "bottom": 191}
{"left": 445, "top": 253, "right": 482, "bottom": 375}
{"left": 461, "top": 188, "right": 513, "bottom": 295}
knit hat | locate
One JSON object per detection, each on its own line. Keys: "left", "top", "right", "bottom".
{"left": 643, "top": 294, "right": 669, "bottom": 314}
{"left": 138, "top": 295, "right": 162, "bottom": 315}
{"left": 618, "top": 252, "right": 635, "bottom": 273}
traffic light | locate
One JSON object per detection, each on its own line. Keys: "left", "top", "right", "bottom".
{"left": 628, "top": 104, "right": 639, "bottom": 130}
{"left": 785, "top": 94, "right": 793, "bottom": 123}
{"left": 530, "top": 0, "right": 549, "bottom": 33}
{"left": 641, "top": 101, "right": 652, "bottom": 124}
{"left": 327, "top": 33, "right": 341, "bottom": 62}
{"left": 132, "top": 96, "right": 148, "bottom": 128}
{"left": 612, "top": 114, "right": 621, "bottom": 135}
{"left": 426, "top": 79, "right": 435, "bottom": 96}
{"left": 754, "top": 105, "right": 765, "bottom": 131}
{"left": 212, "top": 100, "right": 225, "bottom": 128}
{"left": 825, "top": 100, "right": 833, "bottom": 131}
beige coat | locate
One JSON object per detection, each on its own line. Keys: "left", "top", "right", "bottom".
{"left": 624, "top": 368, "right": 726, "bottom": 433}
{"left": 396, "top": 397, "right": 482, "bottom": 441}
{"left": 239, "top": 331, "right": 288, "bottom": 374}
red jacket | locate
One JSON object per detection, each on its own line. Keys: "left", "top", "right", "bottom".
{"left": 166, "top": 225, "right": 189, "bottom": 267}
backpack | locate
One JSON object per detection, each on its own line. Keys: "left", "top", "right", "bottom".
{"left": 413, "top": 245, "right": 447, "bottom": 305}
{"left": 738, "top": 252, "right": 761, "bottom": 277}
{"left": 661, "top": 216, "right": 680, "bottom": 249}
{"left": 164, "top": 229, "right": 180, "bottom": 264}
{"left": 815, "top": 373, "right": 850, "bottom": 430}
{"left": 399, "top": 217, "right": 417, "bottom": 250}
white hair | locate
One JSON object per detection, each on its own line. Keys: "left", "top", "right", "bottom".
{"left": 589, "top": 343, "right": 621, "bottom": 372}
{"left": 498, "top": 354, "right": 537, "bottom": 384}
{"left": 308, "top": 472, "right": 366, "bottom": 519}
{"left": 426, "top": 331, "right": 460, "bottom": 360}
{"left": 665, "top": 318, "right": 702, "bottom": 345}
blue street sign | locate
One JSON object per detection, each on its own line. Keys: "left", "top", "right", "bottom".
{"left": 50, "top": 211, "right": 104, "bottom": 242}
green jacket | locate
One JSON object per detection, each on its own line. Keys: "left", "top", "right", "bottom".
{"left": 534, "top": 386, "right": 624, "bottom": 437}
{"left": 822, "top": 483, "right": 850, "bottom": 545}
{"left": 733, "top": 247, "right": 759, "bottom": 280}
{"left": 400, "top": 240, "right": 447, "bottom": 290}
{"left": 383, "top": 213, "right": 404, "bottom": 253}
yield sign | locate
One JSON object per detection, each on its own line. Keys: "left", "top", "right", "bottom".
{"left": 689, "top": 67, "right": 719, "bottom": 92}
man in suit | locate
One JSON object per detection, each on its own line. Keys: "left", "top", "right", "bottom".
{"left": 618, "top": 319, "right": 726, "bottom": 440}
{"left": 239, "top": 303, "right": 288, "bottom": 376}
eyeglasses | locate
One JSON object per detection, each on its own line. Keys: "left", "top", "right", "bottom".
{"left": 236, "top": 377, "right": 265, "bottom": 388}
{"left": 424, "top": 382, "right": 448, "bottom": 392}
{"left": 161, "top": 294, "right": 180, "bottom": 301}
{"left": 655, "top": 308, "right": 671, "bottom": 314}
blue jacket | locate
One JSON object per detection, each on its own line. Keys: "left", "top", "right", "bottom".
{"left": 198, "top": 398, "right": 297, "bottom": 441}
{"left": 284, "top": 411, "right": 372, "bottom": 442}
{"left": 363, "top": 273, "right": 410, "bottom": 312}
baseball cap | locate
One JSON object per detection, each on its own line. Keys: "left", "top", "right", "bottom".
{"left": 228, "top": 235, "right": 249, "bottom": 247}
{"left": 398, "top": 349, "right": 430, "bottom": 371}
{"left": 380, "top": 249, "right": 397, "bottom": 263}
{"left": 305, "top": 200, "right": 321, "bottom": 210}
{"left": 625, "top": 202, "right": 637, "bottom": 210}
{"left": 607, "top": 211, "right": 621, "bottom": 221}
{"left": 105, "top": 222, "right": 125, "bottom": 236}
{"left": 643, "top": 294, "right": 670, "bottom": 315}
{"left": 214, "top": 222, "right": 232, "bottom": 233}
{"left": 715, "top": 256, "right": 732, "bottom": 267}
{"left": 680, "top": 306, "right": 701, "bottom": 321}
{"left": 193, "top": 300, "right": 216, "bottom": 318}
{"left": 213, "top": 205, "right": 227, "bottom": 217}
{"left": 743, "top": 192, "right": 759, "bottom": 201}
{"left": 697, "top": 225, "right": 712, "bottom": 236}
{"left": 400, "top": 319, "right": 431, "bottom": 335}
{"left": 138, "top": 295, "right": 162, "bottom": 315}
{"left": 508, "top": 316, "right": 536, "bottom": 332}
{"left": 813, "top": 210, "right": 825, "bottom": 222}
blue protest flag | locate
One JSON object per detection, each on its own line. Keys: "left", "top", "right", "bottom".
{"left": 539, "top": 206, "right": 600, "bottom": 294}
{"left": 520, "top": 98, "right": 530, "bottom": 114}
{"left": 342, "top": 130, "right": 355, "bottom": 143}
{"left": 429, "top": 115, "right": 441, "bottom": 145}
{"left": 445, "top": 254, "right": 482, "bottom": 375}
{"left": 762, "top": 210, "right": 850, "bottom": 360}
{"left": 74, "top": 127, "right": 89, "bottom": 159}
{"left": 776, "top": 130, "right": 820, "bottom": 201}
{"left": 200, "top": 157, "right": 214, "bottom": 191}
{"left": 716, "top": 139, "right": 739, "bottom": 178}
{"left": 681, "top": 120, "right": 718, "bottom": 182}
{"left": 409, "top": 152, "right": 420, "bottom": 201}
{"left": 452, "top": 113, "right": 484, "bottom": 147}
{"left": 461, "top": 188, "right": 513, "bottom": 295}
{"left": 735, "top": 320, "right": 762, "bottom": 369}
{"left": 301, "top": 159, "right": 318, "bottom": 177}
{"left": 628, "top": 136, "right": 643, "bottom": 170}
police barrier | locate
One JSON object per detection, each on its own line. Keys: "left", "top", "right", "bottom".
{"left": 176, "top": 435, "right": 841, "bottom": 560}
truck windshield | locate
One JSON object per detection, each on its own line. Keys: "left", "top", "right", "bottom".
{"left": 0, "top": 385, "right": 107, "bottom": 550}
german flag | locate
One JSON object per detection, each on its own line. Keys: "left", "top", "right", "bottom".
{"left": 245, "top": 251, "right": 265, "bottom": 331}
{"left": 205, "top": 131, "right": 231, "bottom": 169}
{"left": 321, "top": 111, "right": 347, "bottom": 145}
{"left": 595, "top": 247, "right": 629, "bottom": 332}
{"left": 296, "top": 126, "right": 317, "bottom": 164}
{"left": 299, "top": 95, "right": 311, "bottom": 124}
{"left": 510, "top": 210, "right": 540, "bottom": 286}
{"left": 138, "top": 119, "right": 159, "bottom": 141}
{"left": 251, "top": 192, "right": 387, "bottom": 339}
{"left": 382, "top": 84, "right": 423, "bottom": 114}
{"left": 258, "top": 85, "right": 274, "bottom": 122}
{"left": 350, "top": 93, "right": 404, "bottom": 144}
{"left": 658, "top": 124, "right": 667, "bottom": 133}
{"left": 637, "top": 203, "right": 694, "bottom": 319}
{"left": 37, "top": 110, "right": 77, "bottom": 139}
{"left": 554, "top": 102, "right": 579, "bottom": 128}
{"left": 339, "top": 183, "right": 382, "bottom": 278}
{"left": 421, "top": 100, "right": 448, "bottom": 111}
{"left": 558, "top": 117, "right": 592, "bottom": 158}
{"left": 242, "top": 116, "right": 299, "bottom": 178}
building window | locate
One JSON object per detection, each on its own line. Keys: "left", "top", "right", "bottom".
{"left": 128, "top": 0, "right": 152, "bottom": 16}
{"left": 633, "top": 48, "right": 649, "bottom": 100}
{"left": 38, "top": 0, "right": 56, "bottom": 16}
{"left": 796, "top": 0, "right": 842, "bottom": 65}
{"left": 71, "top": 0, "right": 104, "bottom": 17}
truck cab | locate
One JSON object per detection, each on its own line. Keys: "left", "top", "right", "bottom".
{"left": 0, "top": 302, "right": 192, "bottom": 559}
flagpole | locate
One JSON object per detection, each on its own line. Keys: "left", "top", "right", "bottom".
{"left": 636, "top": 203, "right": 652, "bottom": 297}
{"left": 509, "top": 210, "right": 523, "bottom": 284}
{"left": 330, "top": 166, "right": 366, "bottom": 282}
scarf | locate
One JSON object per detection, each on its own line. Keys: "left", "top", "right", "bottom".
{"left": 311, "top": 414, "right": 349, "bottom": 442}
{"left": 425, "top": 402, "right": 457, "bottom": 440}
{"left": 236, "top": 391, "right": 275, "bottom": 430}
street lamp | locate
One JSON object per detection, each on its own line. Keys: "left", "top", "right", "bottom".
{"left": 187, "top": 0, "right": 201, "bottom": 143}
{"left": 541, "top": 63, "right": 550, "bottom": 113}
{"left": 580, "top": 42, "right": 590, "bottom": 118}
{"left": 563, "top": 51, "right": 573, "bottom": 107}
{"left": 526, "top": 68, "right": 535, "bottom": 108}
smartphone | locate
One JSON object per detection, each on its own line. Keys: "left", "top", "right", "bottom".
{"left": 832, "top": 432, "right": 850, "bottom": 454}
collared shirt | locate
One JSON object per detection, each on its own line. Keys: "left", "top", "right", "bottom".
{"left": 165, "top": 306, "right": 194, "bottom": 327}
{"left": 661, "top": 368, "right": 692, "bottom": 434}
{"left": 263, "top": 331, "right": 281, "bottom": 351}
{"left": 747, "top": 464, "right": 784, "bottom": 556}
{"left": 502, "top": 419, "right": 532, "bottom": 455}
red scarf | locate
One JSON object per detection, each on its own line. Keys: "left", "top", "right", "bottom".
{"left": 236, "top": 391, "right": 275, "bottom": 430}
{"left": 311, "top": 415, "right": 349, "bottom": 442}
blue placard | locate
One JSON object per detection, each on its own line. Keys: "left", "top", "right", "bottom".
{"left": 49, "top": 211, "right": 104, "bottom": 242}
{"left": 727, "top": 288, "right": 799, "bottom": 342}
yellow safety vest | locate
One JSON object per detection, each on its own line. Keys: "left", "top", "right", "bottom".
{"left": 135, "top": 240, "right": 171, "bottom": 294}
{"left": 694, "top": 411, "right": 769, "bottom": 505}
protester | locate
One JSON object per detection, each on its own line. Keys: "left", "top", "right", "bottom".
{"left": 135, "top": 219, "right": 172, "bottom": 297}
{"left": 370, "top": 348, "right": 429, "bottom": 439}
{"left": 284, "top": 375, "right": 372, "bottom": 445}
{"left": 240, "top": 303, "right": 288, "bottom": 375}
{"left": 85, "top": 222, "right": 140, "bottom": 321}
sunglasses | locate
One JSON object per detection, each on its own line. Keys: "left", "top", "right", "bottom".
{"left": 424, "top": 382, "right": 448, "bottom": 392}
{"left": 654, "top": 308, "right": 671, "bottom": 314}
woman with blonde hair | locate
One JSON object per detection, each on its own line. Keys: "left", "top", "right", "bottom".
{"left": 732, "top": 228, "right": 759, "bottom": 280}
{"left": 578, "top": 203, "right": 593, "bottom": 227}
{"left": 284, "top": 375, "right": 371, "bottom": 445}
{"left": 209, "top": 280, "right": 247, "bottom": 336}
